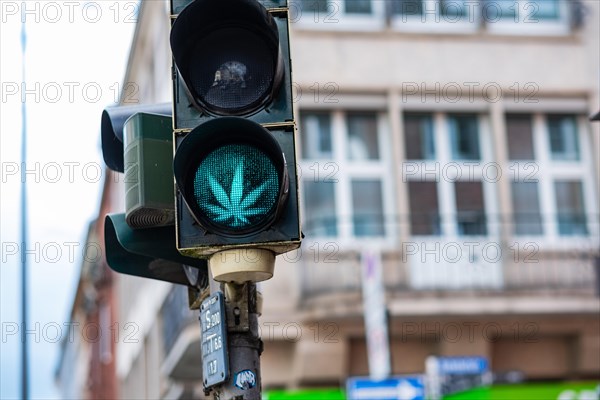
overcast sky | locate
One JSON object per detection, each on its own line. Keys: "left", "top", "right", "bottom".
{"left": 1, "top": 2, "right": 136, "bottom": 397}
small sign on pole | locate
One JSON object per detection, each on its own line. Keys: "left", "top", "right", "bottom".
{"left": 425, "top": 356, "right": 491, "bottom": 400}
{"left": 200, "top": 292, "right": 229, "bottom": 388}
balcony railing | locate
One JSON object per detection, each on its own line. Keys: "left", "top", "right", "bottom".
{"left": 301, "top": 249, "right": 599, "bottom": 295}
{"left": 298, "top": 214, "right": 600, "bottom": 300}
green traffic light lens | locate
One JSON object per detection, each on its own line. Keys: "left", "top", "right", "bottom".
{"left": 193, "top": 144, "right": 280, "bottom": 232}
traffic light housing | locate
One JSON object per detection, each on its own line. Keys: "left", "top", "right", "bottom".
{"left": 170, "top": 0, "right": 293, "bottom": 127}
{"left": 100, "top": 106, "right": 208, "bottom": 287}
{"left": 105, "top": 213, "right": 205, "bottom": 286}
{"left": 170, "top": 0, "right": 301, "bottom": 267}
{"left": 101, "top": 103, "right": 171, "bottom": 173}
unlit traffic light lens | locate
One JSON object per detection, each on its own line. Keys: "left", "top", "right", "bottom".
{"left": 171, "top": 0, "right": 283, "bottom": 117}
{"left": 193, "top": 144, "right": 280, "bottom": 233}
{"left": 189, "top": 28, "right": 276, "bottom": 115}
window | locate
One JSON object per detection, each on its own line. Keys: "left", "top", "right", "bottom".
{"left": 404, "top": 113, "right": 435, "bottom": 160}
{"left": 303, "top": 180, "right": 337, "bottom": 236}
{"left": 547, "top": 114, "right": 579, "bottom": 161}
{"left": 506, "top": 114, "right": 535, "bottom": 160}
{"left": 403, "top": 111, "right": 500, "bottom": 290}
{"left": 484, "top": 0, "right": 570, "bottom": 36}
{"left": 300, "top": 0, "right": 375, "bottom": 15}
{"left": 555, "top": 181, "right": 587, "bottom": 236}
{"left": 347, "top": 113, "right": 379, "bottom": 160}
{"left": 440, "top": 0, "right": 468, "bottom": 17}
{"left": 403, "top": 111, "right": 494, "bottom": 237}
{"left": 489, "top": 0, "right": 561, "bottom": 21}
{"left": 455, "top": 181, "right": 487, "bottom": 236}
{"left": 301, "top": 112, "right": 332, "bottom": 159}
{"left": 511, "top": 182, "right": 543, "bottom": 235}
{"left": 300, "top": 109, "right": 392, "bottom": 241}
{"left": 505, "top": 113, "right": 595, "bottom": 241}
{"left": 293, "top": 0, "right": 385, "bottom": 30}
{"left": 391, "top": 0, "right": 423, "bottom": 16}
{"left": 390, "top": 0, "right": 479, "bottom": 34}
{"left": 449, "top": 114, "right": 480, "bottom": 160}
{"left": 352, "top": 180, "right": 384, "bottom": 236}
{"left": 345, "top": 0, "right": 371, "bottom": 14}
{"left": 300, "top": 0, "right": 328, "bottom": 13}
{"left": 533, "top": 0, "right": 560, "bottom": 20}
{"left": 486, "top": 0, "right": 518, "bottom": 19}
{"left": 298, "top": 0, "right": 569, "bottom": 34}
{"left": 391, "top": 0, "right": 470, "bottom": 18}
{"left": 408, "top": 181, "right": 440, "bottom": 235}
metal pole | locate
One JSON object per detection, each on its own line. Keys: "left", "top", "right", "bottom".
{"left": 205, "top": 280, "right": 262, "bottom": 400}
{"left": 20, "top": 16, "right": 29, "bottom": 400}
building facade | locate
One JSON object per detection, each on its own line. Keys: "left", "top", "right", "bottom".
{"left": 58, "top": 0, "right": 600, "bottom": 398}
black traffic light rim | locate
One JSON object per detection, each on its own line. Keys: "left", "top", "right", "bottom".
{"left": 170, "top": 0, "right": 284, "bottom": 117}
{"left": 174, "top": 117, "right": 290, "bottom": 237}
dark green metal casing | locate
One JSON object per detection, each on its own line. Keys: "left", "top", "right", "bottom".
{"left": 174, "top": 121, "right": 301, "bottom": 258}
{"left": 124, "top": 113, "right": 175, "bottom": 228}
{"left": 101, "top": 104, "right": 171, "bottom": 173}
{"left": 105, "top": 213, "right": 207, "bottom": 286}
{"left": 101, "top": 109, "right": 208, "bottom": 286}
{"left": 170, "top": 0, "right": 289, "bottom": 22}
{"left": 170, "top": 0, "right": 294, "bottom": 130}
{"left": 170, "top": 0, "right": 301, "bottom": 257}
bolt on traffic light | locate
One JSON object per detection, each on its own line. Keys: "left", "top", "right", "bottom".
{"left": 170, "top": 0, "right": 301, "bottom": 281}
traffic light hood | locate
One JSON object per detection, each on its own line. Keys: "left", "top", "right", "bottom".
{"left": 101, "top": 103, "right": 171, "bottom": 172}
{"left": 104, "top": 213, "right": 207, "bottom": 286}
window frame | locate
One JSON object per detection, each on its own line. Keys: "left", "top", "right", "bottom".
{"left": 401, "top": 110, "right": 503, "bottom": 290}
{"left": 402, "top": 111, "right": 499, "bottom": 239}
{"left": 507, "top": 113, "right": 598, "bottom": 246}
{"left": 292, "top": 0, "right": 573, "bottom": 36}
{"left": 292, "top": 0, "right": 386, "bottom": 31}
{"left": 299, "top": 108, "right": 395, "bottom": 249}
{"left": 389, "top": 0, "right": 481, "bottom": 34}
{"left": 484, "top": 0, "right": 572, "bottom": 36}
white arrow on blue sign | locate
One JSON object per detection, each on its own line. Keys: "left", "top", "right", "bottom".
{"left": 347, "top": 376, "right": 425, "bottom": 400}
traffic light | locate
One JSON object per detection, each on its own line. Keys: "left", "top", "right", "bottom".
{"left": 100, "top": 106, "right": 208, "bottom": 287}
{"left": 170, "top": 0, "right": 301, "bottom": 278}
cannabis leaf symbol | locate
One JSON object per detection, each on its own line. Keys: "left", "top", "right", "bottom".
{"left": 204, "top": 159, "right": 275, "bottom": 227}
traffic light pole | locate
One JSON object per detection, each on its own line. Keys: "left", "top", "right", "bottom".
{"left": 206, "top": 279, "right": 263, "bottom": 400}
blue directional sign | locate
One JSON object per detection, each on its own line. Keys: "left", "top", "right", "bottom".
{"left": 437, "top": 356, "right": 488, "bottom": 375}
{"left": 346, "top": 376, "right": 425, "bottom": 400}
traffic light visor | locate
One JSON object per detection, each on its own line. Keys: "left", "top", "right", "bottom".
{"left": 171, "top": 0, "right": 283, "bottom": 116}
{"left": 174, "top": 118, "right": 289, "bottom": 235}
